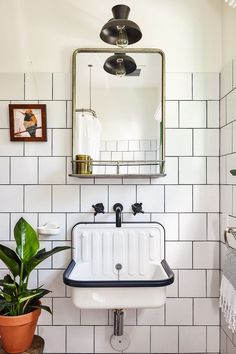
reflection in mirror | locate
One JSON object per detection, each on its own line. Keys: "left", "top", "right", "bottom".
{"left": 71, "top": 49, "right": 165, "bottom": 177}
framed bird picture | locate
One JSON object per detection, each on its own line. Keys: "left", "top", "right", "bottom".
{"left": 9, "top": 104, "right": 47, "bottom": 141}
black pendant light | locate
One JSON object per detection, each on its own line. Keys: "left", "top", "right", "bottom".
{"left": 100, "top": 4, "right": 142, "bottom": 47}
{"left": 103, "top": 53, "right": 137, "bottom": 77}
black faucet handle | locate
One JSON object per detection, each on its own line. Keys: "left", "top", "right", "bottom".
{"left": 92, "top": 203, "right": 105, "bottom": 216}
{"left": 131, "top": 202, "right": 144, "bottom": 216}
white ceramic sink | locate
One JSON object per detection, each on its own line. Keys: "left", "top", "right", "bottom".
{"left": 64, "top": 222, "right": 174, "bottom": 309}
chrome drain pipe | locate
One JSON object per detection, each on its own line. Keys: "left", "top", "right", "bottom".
{"left": 113, "top": 309, "right": 124, "bottom": 336}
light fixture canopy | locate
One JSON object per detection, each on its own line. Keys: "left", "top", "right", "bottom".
{"left": 100, "top": 4, "right": 142, "bottom": 46}
{"left": 103, "top": 53, "right": 137, "bottom": 76}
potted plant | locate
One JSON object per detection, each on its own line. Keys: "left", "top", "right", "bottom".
{"left": 0, "top": 217, "right": 70, "bottom": 353}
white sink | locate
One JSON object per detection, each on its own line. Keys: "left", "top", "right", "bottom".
{"left": 64, "top": 222, "right": 174, "bottom": 309}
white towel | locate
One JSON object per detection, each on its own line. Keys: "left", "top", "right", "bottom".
{"left": 220, "top": 247, "right": 236, "bottom": 332}
{"left": 73, "top": 111, "right": 102, "bottom": 160}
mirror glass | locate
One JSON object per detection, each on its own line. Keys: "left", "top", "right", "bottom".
{"left": 72, "top": 49, "right": 165, "bottom": 176}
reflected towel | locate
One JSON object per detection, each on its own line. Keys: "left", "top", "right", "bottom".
{"left": 220, "top": 247, "right": 236, "bottom": 332}
{"left": 74, "top": 111, "right": 102, "bottom": 160}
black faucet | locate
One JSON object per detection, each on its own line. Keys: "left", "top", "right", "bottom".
{"left": 113, "top": 203, "right": 123, "bottom": 227}
{"left": 92, "top": 203, "right": 105, "bottom": 216}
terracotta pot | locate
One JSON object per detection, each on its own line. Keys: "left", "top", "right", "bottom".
{"left": 0, "top": 307, "right": 41, "bottom": 353}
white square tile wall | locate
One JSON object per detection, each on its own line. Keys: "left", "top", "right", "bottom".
{"left": 0, "top": 71, "right": 221, "bottom": 353}
{"left": 220, "top": 61, "right": 236, "bottom": 354}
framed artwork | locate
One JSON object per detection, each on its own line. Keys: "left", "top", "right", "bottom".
{"left": 9, "top": 104, "right": 47, "bottom": 141}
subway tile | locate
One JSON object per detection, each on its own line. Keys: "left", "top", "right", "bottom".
{"left": 151, "top": 157, "right": 178, "bottom": 184}
{"left": 81, "top": 309, "right": 108, "bottom": 325}
{"left": 37, "top": 298, "right": 52, "bottom": 325}
{"left": 25, "top": 129, "right": 52, "bottom": 156}
{"left": 220, "top": 155, "right": 227, "bottom": 184}
{"left": 221, "top": 328, "right": 227, "bottom": 354}
{"left": 207, "top": 326, "right": 220, "bottom": 353}
{"left": 194, "top": 298, "right": 220, "bottom": 325}
{"left": 25, "top": 73, "right": 52, "bottom": 100}
{"left": 95, "top": 326, "right": 119, "bottom": 353}
{"left": 25, "top": 185, "right": 51, "bottom": 212}
{"left": 137, "top": 185, "right": 164, "bottom": 212}
{"left": 53, "top": 73, "right": 71, "bottom": 100}
{"left": 137, "top": 307, "right": 164, "bottom": 325}
{"left": 179, "top": 157, "right": 206, "bottom": 184}
{"left": 52, "top": 241, "right": 71, "bottom": 268}
{"left": 180, "top": 101, "right": 206, "bottom": 128}
{"left": 117, "top": 140, "right": 128, "bottom": 151}
{"left": 166, "top": 298, "right": 192, "bottom": 325}
{"left": 106, "top": 140, "right": 117, "bottom": 151}
{"left": 166, "top": 129, "right": 192, "bottom": 156}
{"left": 221, "top": 61, "right": 233, "bottom": 98}
{"left": 0, "top": 214, "right": 9, "bottom": 240}
{"left": 193, "top": 241, "right": 219, "bottom": 269}
{"left": 123, "top": 326, "right": 150, "bottom": 353}
{"left": 165, "top": 101, "right": 178, "bottom": 128}
{"left": 226, "top": 153, "right": 236, "bottom": 184}
{"left": 11, "top": 157, "right": 38, "bottom": 184}
{"left": 220, "top": 98, "right": 226, "bottom": 127}
{"left": 151, "top": 326, "right": 178, "bottom": 353}
{"left": 179, "top": 213, "right": 206, "bottom": 240}
{"left": 194, "top": 129, "right": 219, "bottom": 156}
{"left": 0, "top": 157, "right": 9, "bottom": 184}
{"left": 193, "top": 185, "right": 219, "bottom": 212}
{"left": 193, "top": 72, "right": 219, "bottom": 100}
{"left": 207, "top": 213, "right": 219, "bottom": 240}
{"left": 166, "top": 241, "right": 192, "bottom": 269}
{"left": 39, "top": 326, "right": 65, "bottom": 353}
{"left": 179, "top": 326, "right": 206, "bottom": 353}
{"left": 52, "top": 129, "right": 72, "bottom": 156}
{"left": 233, "top": 121, "right": 236, "bottom": 152}
{"left": 166, "top": 73, "right": 192, "bottom": 100}
{"left": 52, "top": 185, "right": 79, "bottom": 212}
{"left": 220, "top": 124, "right": 233, "bottom": 155}
{"left": 0, "top": 129, "right": 23, "bottom": 156}
{"left": 165, "top": 185, "right": 192, "bottom": 212}
{"left": 207, "top": 101, "right": 219, "bottom": 128}
{"left": 166, "top": 269, "right": 178, "bottom": 297}
{"left": 221, "top": 185, "right": 233, "bottom": 215}
{"left": 0, "top": 101, "right": 10, "bottom": 128}
{"left": 227, "top": 89, "right": 236, "bottom": 124}
{"left": 0, "top": 186, "right": 23, "bottom": 212}
{"left": 207, "top": 270, "right": 220, "bottom": 297}
{"left": 109, "top": 185, "right": 136, "bottom": 212}
{"left": 207, "top": 157, "right": 219, "bottom": 184}
{"left": 38, "top": 213, "right": 66, "bottom": 240}
{"left": 140, "top": 140, "right": 151, "bottom": 151}
{"left": 66, "top": 213, "right": 94, "bottom": 240}
{"left": 151, "top": 213, "right": 178, "bottom": 240}
{"left": 53, "top": 298, "right": 80, "bottom": 325}
{"left": 0, "top": 73, "right": 24, "bottom": 100}
{"left": 123, "top": 212, "right": 150, "bottom": 223}
{"left": 38, "top": 269, "right": 65, "bottom": 297}
{"left": 67, "top": 100, "right": 72, "bottom": 128}
{"left": 39, "top": 100, "right": 66, "bottom": 128}
{"left": 67, "top": 326, "right": 93, "bottom": 353}
{"left": 39, "top": 157, "right": 66, "bottom": 184}
{"left": 179, "top": 270, "right": 206, "bottom": 297}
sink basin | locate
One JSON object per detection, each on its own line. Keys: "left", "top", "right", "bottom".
{"left": 63, "top": 222, "right": 174, "bottom": 309}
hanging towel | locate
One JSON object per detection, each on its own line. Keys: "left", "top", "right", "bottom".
{"left": 220, "top": 246, "right": 236, "bottom": 332}
{"left": 73, "top": 111, "right": 102, "bottom": 160}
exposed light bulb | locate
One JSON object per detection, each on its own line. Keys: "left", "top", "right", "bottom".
{"left": 116, "top": 25, "right": 128, "bottom": 47}
{"left": 116, "top": 58, "right": 126, "bottom": 77}
{"left": 225, "top": 0, "right": 236, "bottom": 8}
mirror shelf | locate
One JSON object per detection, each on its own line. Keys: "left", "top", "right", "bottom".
{"left": 71, "top": 48, "right": 166, "bottom": 179}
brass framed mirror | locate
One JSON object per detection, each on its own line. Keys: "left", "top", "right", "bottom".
{"left": 70, "top": 48, "right": 166, "bottom": 178}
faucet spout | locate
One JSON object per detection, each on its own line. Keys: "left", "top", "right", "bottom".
{"left": 113, "top": 203, "right": 123, "bottom": 227}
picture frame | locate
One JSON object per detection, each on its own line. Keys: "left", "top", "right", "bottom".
{"left": 9, "top": 104, "right": 47, "bottom": 142}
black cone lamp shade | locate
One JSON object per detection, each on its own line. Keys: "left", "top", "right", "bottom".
{"left": 100, "top": 5, "right": 142, "bottom": 46}
{"left": 103, "top": 53, "right": 137, "bottom": 76}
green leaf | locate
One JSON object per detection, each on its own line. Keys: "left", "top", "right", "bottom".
{"left": 230, "top": 169, "right": 236, "bottom": 176}
{"left": 14, "top": 218, "right": 39, "bottom": 262}
{"left": 28, "top": 304, "right": 52, "bottom": 314}
{"left": 24, "top": 246, "right": 71, "bottom": 275}
{"left": 0, "top": 245, "right": 20, "bottom": 277}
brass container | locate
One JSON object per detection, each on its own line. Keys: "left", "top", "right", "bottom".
{"left": 75, "top": 154, "right": 92, "bottom": 174}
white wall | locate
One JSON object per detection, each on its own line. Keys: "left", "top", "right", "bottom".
{"left": 222, "top": 1, "right": 236, "bottom": 66}
{"left": 0, "top": 0, "right": 222, "bottom": 73}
